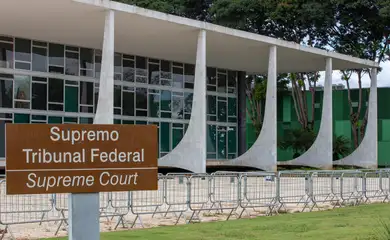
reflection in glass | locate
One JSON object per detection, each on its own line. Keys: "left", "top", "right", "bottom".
{"left": 217, "top": 99, "right": 227, "bottom": 122}
{"left": 15, "top": 38, "right": 31, "bottom": 62}
{"left": 122, "top": 91, "right": 134, "bottom": 116}
{"left": 14, "top": 75, "right": 30, "bottom": 109}
{"left": 207, "top": 125, "right": 217, "bottom": 158}
{"left": 218, "top": 126, "right": 227, "bottom": 159}
{"left": 0, "top": 42, "right": 13, "bottom": 68}
{"left": 217, "top": 73, "right": 227, "bottom": 93}
{"left": 172, "top": 128, "right": 183, "bottom": 149}
{"left": 32, "top": 47, "right": 47, "bottom": 72}
{"left": 32, "top": 82, "right": 47, "bottom": 110}
{"left": 65, "top": 51, "right": 79, "bottom": 76}
{"left": 49, "top": 43, "right": 64, "bottom": 66}
{"left": 123, "top": 59, "right": 134, "bottom": 82}
{"left": 160, "top": 90, "right": 171, "bottom": 111}
{"left": 114, "top": 85, "right": 121, "bottom": 108}
{"left": 172, "top": 95, "right": 183, "bottom": 119}
{"left": 184, "top": 64, "right": 195, "bottom": 89}
{"left": 172, "top": 67, "right": 183, "bottom": 88}
{"left": 149, "top": 93, "right": 160, "bottom": 118}
{"left": 79, "top": 81, "right": 94, "bottom": 106}
{"left": 136, "top": 88, "right": 147, "bottom": 110}
{"left": 184, "top": 92, "right": 193, "bottom": 119}
{"left": 49, "top": 78, "right": 64, "bottom": 103}
{"left": 0, "top": 79, "right": 12, "bottom": 108}
{"left": 148, "top": 63, "right": 160, "bottom": 85}
{"left": 136, "top": 56, "right": 147, "bottom": 76}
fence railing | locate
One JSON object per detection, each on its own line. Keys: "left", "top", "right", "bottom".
{"left": 0, "top": 169, "right": 389, "bottom": 239}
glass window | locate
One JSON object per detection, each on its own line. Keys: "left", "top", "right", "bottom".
{"left": 160, "top": 122, "right": 170, "bottom": 152}
{"left": 217, "top": 73, "right": 227, "bottom": 93}
{"left": 160, "top": 90, "right": 171, "bottom": 111}
{"left": 217, "top": 98, "right": 227, "bottom": 122}
{"left": 48, "top": 78, "right": 64, "bottom": 103}
{"left": 64, "top": 117, "right": 78, "bottom": 124}
{"left": 79, "top": 117, "right": 93, "bottom": 124}
{"left": 228, "top": 97, "right": 237, "bottom": 117}
{"left": 114, "top": 53, "right": 122, "bottom": 80}
{"left": 65, "top": 51, "right": 79, "bottom": 76}
{"left": 32, "top": 80, "right": 47, "bottom": 110}
{"left": 14, "top": 113, "right": 30, "bottom": 123}
{"left": 184, "top": 64, "right": 194, "bottom": 89}
{"left": 15, "top": 38, "right": 31, "bottom": 62}
{"left": 217, "top": 126, "right": 227, "bottom": 159}
{"left": 207, "top": 95, "right": 216, "bottom": 121}
{"left": 0, "top": 79, "right": 13, "bottom": 108}
{"left": 227, "top": 70, "right": 237, "bottom": 93}
{"left": 207, "top": 125, "right": 217, "bottom": 159}
{"left": 0, "top": 119, "right": 11, "bottom": 157}
{"left": 48, "top": 116, "right": 62, "bottom": 124}
{"left": 65, "top": 85, "right": 78, "bottom": 112}
{"left": 80, "top": 48, "right": 94, "bottom": 70}
{"left": 14, "top": 75, "right": 30, "bottom": 109}
{"left": 148, "top": 63, "right": 160, "bottom": 85}
{"left": 123, "top": 59, "right": 134, "bottom": 82}
{"left": 172, "top": 128, "right": 183, "bottom": 149}
{"left": 207, "top": 68, "right": 217, "bottom": 85}
{"left": 136, "top": 56, "right": 147, "bottom": 76}
{"left": 49, "top": 43, "right": 64, "bottom": 73}
{"left": 32, "top": 47, "right": 47, "bottom": 72}
{"left": 114, "top": 85, "right": 122, "bottom": 109}
{"left": 79, "top": 81, "right": 94, "bottom": 105}
{"left": 172, "top": 94, "right": 183, "bottom": 119}
{"left": 172, "top": 66, "right": 183, "bottom": 88}
{"left": 149, "top": 93, "right": 160, "bottom": 118}
{"left": 114, "top": 119, "right": 121, "bottom": 124}
{"left": 184, "top": 92, "right": 193, "bottom": 120}
{"left": 136, "top": 87, "right": 147, "bottom": 110}
{"left": 228, "top": 126, "right": 237, "bottom": 158}
{"left": 0, "top": 42, "right": 13, "bottom": 69}
{"left": 122, "top": 90, "right": 134, "bottom": 116}
{"left": 160, "top": 60, "right": 171, "bottom": 80}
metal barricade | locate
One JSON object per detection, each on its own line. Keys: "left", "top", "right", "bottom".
{"left": 239, "top": 172, "right": 278, "bottom": 217}
{"left": 129, "top": 176, "right": 165, "bottom": 228}
{"left": 340, "top": 171, "right": 365, "bottom": 205}
{"left": 277, "top": 171, "right": 313, "bottom": 212}
{"left": 310, "top": 171, "right": 341, "bottom": 208}
{"left": 163, "top": 174, "right": 189, "bottom": 224}
{"left": 0, "top": 180, "right": 56, "bottom": 239}
{"left": 363, "top": 171, "right": 388, "bottom": 202}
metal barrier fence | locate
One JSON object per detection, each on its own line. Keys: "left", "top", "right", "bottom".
{"left": 0, "top": 169, "right": 389, "bottom": 239}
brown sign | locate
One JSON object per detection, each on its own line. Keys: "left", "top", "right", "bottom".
{"left": 6, "top": 124, "right": 158, "bottom": 194}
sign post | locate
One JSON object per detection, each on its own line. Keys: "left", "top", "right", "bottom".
{"left": 5, "top": 124, "right": 158, "bottom": 238}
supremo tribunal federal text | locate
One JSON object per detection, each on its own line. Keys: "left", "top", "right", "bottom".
{"left": 23, "top": 126, "right": 145, "bottom": 164}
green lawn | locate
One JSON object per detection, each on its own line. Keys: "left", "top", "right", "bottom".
{"left": 46, "top": 203, "right": 390, "bottom": 240}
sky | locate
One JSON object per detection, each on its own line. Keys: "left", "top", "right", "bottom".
{"left": 316, "top": 61, "right": 390, "bottom": 89}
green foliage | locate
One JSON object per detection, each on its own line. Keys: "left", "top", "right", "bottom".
{"left": 333, "top": 135, "right": 352, "bottom": 161}
{"left": 278, "top": 128, "right": 317, "bottom": 157}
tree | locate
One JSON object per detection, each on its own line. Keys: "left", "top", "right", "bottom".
{"left": 331, "top": 0, "right": 390, "bottom": 148}
{"left": 278, "top": 128, "right": 317, "bottom": 158}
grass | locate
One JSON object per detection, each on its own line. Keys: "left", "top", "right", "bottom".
{"left": 45, "top": 203, "right": 390, "bottom": 240}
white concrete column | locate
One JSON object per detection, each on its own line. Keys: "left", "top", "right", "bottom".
{"left": 334, "top": 67, "right": 378, "bottom": 168}
{"left": 279, "top": 57, "right": 333, "bottom": 169}
{"left": 69, "top": 10, "right": 115, "bottom": 240}
{"left": 158, "top": 30, "right": 207, "bottom": 173}
{"left": 227, "top": 45, "right": 277, "bottom": 171}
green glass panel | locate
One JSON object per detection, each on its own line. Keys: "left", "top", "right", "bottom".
{"left": 48, "top": 116, "right": 62, "bottom": 124}
{"left": 136, "top": 121, "right": 147, "bottom": 125}
{"left": 207, "top": 125, "right": 216, "bottom": 154}
{"left": 228, "top": 126, "right": 237, "bottom": 154}
{"left": 228, "top": 97, "right": 236, "bottom": 117}
{"left": 282, "top": 96, "right": 291, "bottom": 122}
{"left": 217, "top": 100, "right": 227, "bottom": 122}
{"left": 172, "top": 128, "right": 183, "bottom": 149}
{"left": 123, "top": 120, "right": 134, "bottom": 124}
{"left": 64, "top": 117, "right": 78, "bottom": 123}
{"left": 208, "top": 95, "right": 216, "bottom": 115}
{"left": 381, "top": 119, "right": 390, "bottom": 141}
{"left": 65, "top": 86, "right": 78, "bottom": 112}
{"left": 79, "top": 117, "right": 93, "bottom": 124}
{"left": 160, "top": 90, "right": 171, "bottom": 111}
{"left": 160, "top": 122, "right": 170, "bottom": 152}
{"left": 114, "top": 119, "right": 121, "bottom": 124}
{"left": 161, "top": 112, "right": 171, "bottom": 118}
{"left": 14, "top": 113, "right": 30, "bottom": 123}
{"left": 149, "top": 94, "right": 160, "bottom": 117}
{"left": 217, "top": 127, "right": 227, "bottom": 159}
